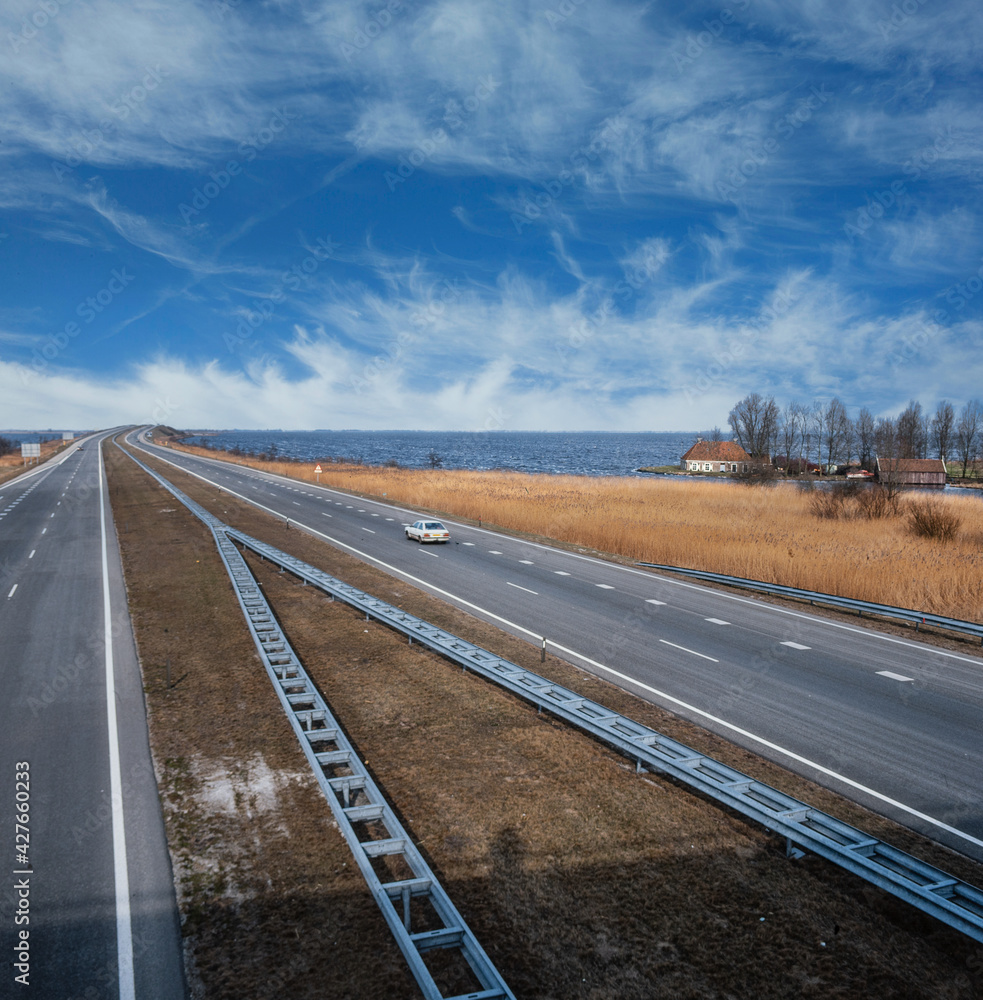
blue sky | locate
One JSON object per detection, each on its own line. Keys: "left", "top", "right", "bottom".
{"left": 1, "top": 0, "right": 981, "bottom": 432}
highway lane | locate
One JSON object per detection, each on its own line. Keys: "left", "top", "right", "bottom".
{"left": 128, "top": 430, "right": 983, "bottom": 862}
{"left": 0, "top": 434, "right": 184, "bottom": 999}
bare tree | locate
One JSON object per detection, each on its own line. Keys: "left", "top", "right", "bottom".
{"left": 727, "top": 393, "right": 779, "bottom": 466}
{"left": 955, "top": 399, "right": 982, "bottom": 478}
{"left": 930, "top": 400, "right": 955, "bottom": 464}
{"left": 874, "top": 416, "right": 905, "bottom": 497}
{"left": 819, "top": 397, "right": 851, "bottom": 472}
{"left": 896, "top": 399, "right": 925, "bottom": 459}
{"left": 779, "top": 401, "right": 803, "bottom": 472}
{"left": 854, "top": 407, "right": 875, "bottom": 469}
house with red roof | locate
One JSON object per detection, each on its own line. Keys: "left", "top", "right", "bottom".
{"left": 680, "top": 439, "right": 752, "bottom": 474}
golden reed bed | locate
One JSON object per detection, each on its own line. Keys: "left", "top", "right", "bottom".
{"left": 167, "top": 442, "right": 983, "bottom": 623}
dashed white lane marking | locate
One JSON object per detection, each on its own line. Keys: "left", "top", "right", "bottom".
{"left": 42, "top": 528, "right": 46, "bottom": 534}
{"left": 292, "top": 501, "right": 301, "bottom": 505}
{"left": 554, "top": 571, "right": 571, "bottom": 575}
{"left": 7, "top": 584, "right": 17, "bottom": 599}
{"left": 462, "top": 542, "right": 475, "bottom": 546}
{"left": 489, "top": 550, "right": 503, "bottom": 555}
{"left": 877, "top": 670, "right": 914, "bottom": 682}
{"left": 507, "top": 582, "right": 538, "bottom": 595}
{"left": 705, "top": 617, "right": 730, "bottom": 625}
{"left": 385, "top": 518, "right": 394, "bottom": 521}
{"left": 659, "top": 639, "right": 719, "bottom": 663}
{"left": 782, "top": 641, "right": 811, "bottom": 650}
{"left": 596, "top": 584, "right": 614, "bottom": 590}
{"left": 50, "top": 513, "right": 55, "bottom": 518}
{"left": 322, "top": 512, "right": 332, "bottom": 517}
{"left": 363, "top": 528, "right": 375, "bottom": 533}
{"left": 646, "top": 599, "right": 666, "bottom": 605}
{"left": 28, "top": 550, "right": 35, "bottom": 559}
{"left": 421, "top": 550, "right": 439, "bottom": 558}
{"left": 519, "top": 559, "right": 534, "bottom": 565}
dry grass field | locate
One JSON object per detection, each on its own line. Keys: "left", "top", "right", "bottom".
{"left": 162, "top": 438, "right": 983, "bottom": 623}
{"left": 110, "top": 439, "right": 983, "bottom": 998}
{"left": 0, "top": 437, "right": 73, "bottom": 486}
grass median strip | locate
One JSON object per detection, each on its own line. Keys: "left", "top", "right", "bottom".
{"left": 108, "top": 440, "right": 983, "bottom": 999}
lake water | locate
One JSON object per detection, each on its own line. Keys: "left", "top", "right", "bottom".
{"left": 185, "top": 430, "right": 697, "bottom": 477}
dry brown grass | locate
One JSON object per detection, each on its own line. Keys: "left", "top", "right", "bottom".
{"left": 0, "top": 438, "right": 72, "bottom": 486}
{"left": 165, "top": 439, "right": 983, "bottom": 622}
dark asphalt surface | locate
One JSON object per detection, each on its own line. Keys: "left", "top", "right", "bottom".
{"left": 130, "top": 430, "right": 983, "bottom": 863}
{"left": 0, "top": 435, "right": 185, "bottom": 999}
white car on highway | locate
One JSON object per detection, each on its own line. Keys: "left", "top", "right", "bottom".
{"left": 405, "top": 519, "right": 450, "bottom": 543}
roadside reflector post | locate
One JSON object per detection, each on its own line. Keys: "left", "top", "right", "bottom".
{"left": 541, "top": 637, "right": 546, "bottom": 663}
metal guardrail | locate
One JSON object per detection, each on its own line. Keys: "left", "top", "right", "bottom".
{"left": 222, "top": 527, "right": 983, "bottom": 947}
{"left": 119, "top": 442, "right": 983, "bottom": 947}
{"left": 637, "top": 563, "right": 983, "bottom": 643}
{"left": 119, "top": 444, "right": 515, "bottom": 1000}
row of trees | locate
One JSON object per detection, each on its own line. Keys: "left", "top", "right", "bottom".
{"left": 723, "top": 394, "right": 983, "bottom": 476}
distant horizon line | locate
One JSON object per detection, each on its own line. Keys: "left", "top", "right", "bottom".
{"left": 171, "top": 427, "right": 704, "bottom": 435}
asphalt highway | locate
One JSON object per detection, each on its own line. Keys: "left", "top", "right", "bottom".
{"left": 0, "top": 435, "right": 184, "bottom": 999}
{"left": 129, "top": 430, "right": 983, "bottom": 864}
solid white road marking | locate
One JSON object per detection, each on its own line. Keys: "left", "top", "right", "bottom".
{"left": 782, "top": 641, "right": 811, "bottom": 650}
{"left": 507, "top": 582, "right": 539, "bottom": 595}
{"left": 877, "top": 670, "right": 914, "bottom": 682}
{"left": 646, "top": 599, "right": 666, "bottom": 605}
{"left": 659, "top": 639, "right": 719, "bottom": 662}
{"left": 705, "top": 618, "right": 730, "bottom": 625}
{"left": 98, "top": 439, "right": 136, "bottom": 1000}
